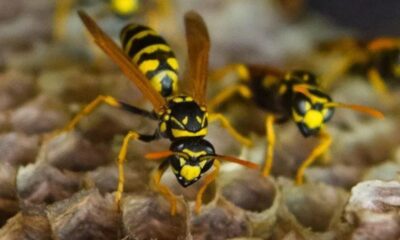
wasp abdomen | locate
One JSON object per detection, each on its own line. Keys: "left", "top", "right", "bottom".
{"left": 120, "top": 24, "right": 179, "bottom": 97}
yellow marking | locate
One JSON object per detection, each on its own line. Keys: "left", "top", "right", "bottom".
{"left": 133, "top": 44, "right": 171, "bottom": 63}
{"left": 202, "top": 113, "right": 208, "bottom": 127}
{"left": 160, "top": 122, "right": 167, "bottom": 132}
{"left": 179, "top": 157, "right": 186, "bottom": 166}
{"left": 284, "top": 72, "right": 292, "bottom": 81}
{"left": 180, "top": 165, "right": 201, "bottom": 181}
{"left": 292, "top": 110, "right": 303, "bottom": 123}
{"left": 237, "top": 64, "right": 250, "bottom": 80}
{"left": 171, "top": 128, "right": 208, "bottom": 138}
{"left": 111, "top": 0, "right": 139, "bottom": 15}
{"left": 303, "top": 74, "right": 309, "bottom": 81}
{"left": 149, "top": 71, "right": 177, "bottom": 95}
{"left": 171, "top": 117, "right": 185, "bottom": 128}
{"left": 200, "top": 107, "right": 206, "bottom": 112}
{"left": 172, "top": 97, "right": 184, "bottom": 103}
{"left": 167, "top": 58, "right": 179, "bottom": 70}
{"left": 199, "top": 161, "right": 207, "bottom": 169}
{"left": 394, "top": 64, "right": 400, "bottom": 77}
{"left": 185, "top": 96, "right": 193, "bottom": 102}
{"left": 120, "top": 24, "right": 138, "bottom": 41}
{"left": 196, "top": 116, "right": 202, "bottom": 124}
{"left": 182, "top": 116, "right": 189, "bottom": 125}
{"left": 139, "top": 60, "right": 159, "bottom": 73}
{"left": 172, "top": 167, "right": 179, "bottom": 174}
{"left": 262, "top": 75, "right": 279, "bottom": 88}
{"left": 182, "top": 149, "right": 207, "bottom": 158}
{"left": 303, "top": 110, "right": 323, "bottom": 129}
{"left": 304, "top": 101, "right": 311, "bottom": 112}
{"left": 124, "top": 30, "right": 158, "bottom": 54}
{"left": 278, "top": 84, "right": 287, "bottom": 95}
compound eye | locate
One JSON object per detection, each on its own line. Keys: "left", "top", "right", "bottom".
{"left": 322, "top": 107, "right": 334, "bottom": 122}
{"left": 296, "top": 99, "right": 311, "bottom": 115}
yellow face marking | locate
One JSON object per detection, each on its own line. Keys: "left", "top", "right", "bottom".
{"left": 303, "top": 110, "right": 323, "bottom": 129}
{"left": 179, "top": 157, "right": 186, "bottom": 166}
{"left": 171, "top": 128, "right": 208, "bottom": 138}
{"left": 182, "top": 149, "right": 207, "bottom": 158}
{"left": 111, "top": 0, "right": 139, "bottom": 15}
{"left": 199, "top": 161, "right": 207, "bottom": 169}
{"left": 182, "top": 116, "right": 189, "bottom": 125}
{"left": 180, "top": 165, "right": 201, "bottom": 181}
{"left": 167, "top": 58, "right": 179, "bottom": 71}
{"left": 133, "top": 44, "right": 171, "bottom": 63}
{"left": 139, "top": 60, "right": 159, "bottom": 73}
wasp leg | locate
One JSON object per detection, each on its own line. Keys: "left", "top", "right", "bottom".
{"left": 262, "top": 115, "right": 275, "bottom": 177}
{"left": 150, "top": 160, "right": 179, "bottom": 216}
{"left": 209, "top": 64, "right": 250, "bottom": 83}
{"left": 53, "top": 0, "right": 76, "bottom": 41}
{"left": 367, "top": 68, "right": 389, "bottom": 95}
{"left": 50, "top": 95, "right": 154, "bottom": 138}
{"left": 195, "top": 160, "right": 220, "bottom": 214}
{"left": 320, "top": 56, "right": 354, "bottom": 90}
{"left": 208, "top": 84, "right": 251, "bottom": 112}
{"left": 209, "top": 113, "right": 252, "bottom": 147}
{"left": 115, "top": 130, "right": 160, "bottom": 210}
{"left": 295, "top": 130, "right": 332, "bottom": 185}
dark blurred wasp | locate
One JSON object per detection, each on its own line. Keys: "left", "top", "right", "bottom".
{"left": 55, "top": 10, "right": 257, "bottom": 215}
{"left": 317, "top": 37, "right": 400, "bottom": 94}
{"left": 208, "top": 64, "right": 384, "bottom": 184}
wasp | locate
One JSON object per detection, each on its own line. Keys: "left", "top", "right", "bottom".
{"left": 54, "top": 10, "right": 257, "bottom": 215}
{"left": 53, "top": 0, "right": 172, "bottom": 42}
{"left": 316, "top": 37, "right": 400, "bottom": 95}
{"left": 208, "top": 64, "right": 384, "bottom": 184}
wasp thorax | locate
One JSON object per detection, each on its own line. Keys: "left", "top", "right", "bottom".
{"left": 159, "top": 95, "right": 208, "bottom": 140}
{"left": 291, "top": 88, "right": 334, "bottom": 137}
{"left": 169, "top": 139, "right": 215, "bottom": 187}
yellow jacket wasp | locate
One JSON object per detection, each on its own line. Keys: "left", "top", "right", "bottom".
{"left": 209, "top": 64, "right": 384, "bottom": 184}
{"left": 52, "top": 10, "right": 257, "bottom": 215}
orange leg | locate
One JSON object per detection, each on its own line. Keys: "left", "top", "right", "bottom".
{"left": 295, "top": 130, "right": 332, "bottom": 185}
{"left": 262, "top": 115, "right": 275, "bottom": 177}
{"left": 151, "top": 160, "right": 178, "bottom": 215}
{"left": 195, "top": 160, "right": 220, "bottom": 214}
{"left": 115, "top": 131, "right": 139, "bottom": 210}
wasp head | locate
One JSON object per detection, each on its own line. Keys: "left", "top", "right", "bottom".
{"left": 168, "top": 138, "right": 215, "bottom": 187}
{"left": 291, "top": 86, "right": 335, "bottom": 137}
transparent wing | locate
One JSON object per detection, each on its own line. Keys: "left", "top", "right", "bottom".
{"left": 78, "top": 10, "right": 167, "bottom": 114}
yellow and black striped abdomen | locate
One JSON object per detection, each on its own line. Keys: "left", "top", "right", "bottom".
{"left": 120, "top": 24, "right": 179, "bottom": 97}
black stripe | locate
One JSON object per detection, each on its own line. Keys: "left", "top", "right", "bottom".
{"left": 126, "top": 35, "right": 169, "bottom": 60}
{"left": 308, "top": 88, "right": 331, "bottom": 100}
{"left": 137, "top": 49, "right": 175, "bottom": 65}
{"left": 145, "top": 60, "right": 177, "bottom": 79}
{"left": 120, "top": 24, "right": 151, "bottom": 47}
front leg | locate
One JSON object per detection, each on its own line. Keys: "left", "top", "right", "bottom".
{"left": 295, "top": 129, "right": 332, "bottom": 185}
{"left": 115, "top": 131, "right": 160, "bottom": 211}
{"left": 195, "top": 160, "right": 220, "bottom": 214}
